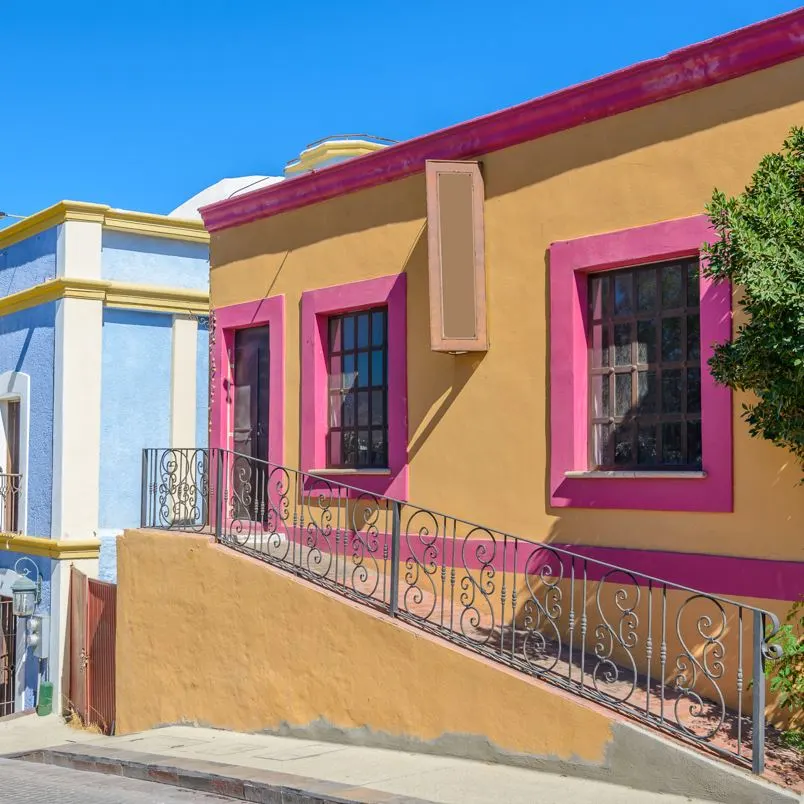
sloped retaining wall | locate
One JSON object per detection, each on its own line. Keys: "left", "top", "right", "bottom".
{"left": 115, "top": 529, "right": 795, "bottom": 804}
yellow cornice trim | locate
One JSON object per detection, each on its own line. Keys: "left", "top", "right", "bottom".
{"left": 285, "top": 139, "right": 388, "bottom": 176}
{"left": 0, "top": 278, "right": 209, "bottom": 318}
{"left": 104, "top": 280, "right": 209, "bottom": 316}
{"left": 0, "top": 533, "right": 101, "bottom": 560}
{"left": 0, "top": 280, "right": 64, "bottom": 316}
{"left": 60, "top": 277, "right": 107, "bottom": 302}
{"left": 0, "top": 200, "right": 208, "bottom": 252}
{"left": 103, "top": 209, "right": 209, "bottom": 243}
{"left": 0, "top": 201, "right": 106, "bottom": 250}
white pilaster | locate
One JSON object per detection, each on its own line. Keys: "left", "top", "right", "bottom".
{"left": 52, "top": 220, "right": 104, "bottom": 540}
{"left": 50, "top": 220, "right": 104, "bottom": 714}
{"left": 170, "top": 316, "right": 198, "bottom": 448}
{"left": 56, "top": 220, "right": 102, "bottom": 280}
{"left": 51, "top": 296, "right": 103, "bottom": 540}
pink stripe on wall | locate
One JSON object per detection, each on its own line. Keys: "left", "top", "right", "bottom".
{"left": 545, "top": 544, "right": 803, "bottom": 603}
{"left": 412, "top": 538, "right": 800, "bottom": 602}
{"left": 200, "top": 9, "right": 804, "bottom": 232}
{"left": 232, "top": 519, "right": 801, "bottom": 603}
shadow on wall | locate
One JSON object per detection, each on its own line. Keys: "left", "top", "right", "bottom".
{"left": 211, "top": 175, "right": 427, "bottom": 269}
{"left": 403, "top": 231, "right": 486, "bottom": 462}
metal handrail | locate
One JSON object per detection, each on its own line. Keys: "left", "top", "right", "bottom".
{"left": 141, "top": 446, "right": 783, "bottom": 775}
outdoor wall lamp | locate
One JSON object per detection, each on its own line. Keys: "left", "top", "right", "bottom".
{"left": 11, "top": 556, "right": 41, "bottom": 619}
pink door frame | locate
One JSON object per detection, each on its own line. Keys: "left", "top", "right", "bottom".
{"left": 209, "top": 296, "right": 286, "bottom": 534}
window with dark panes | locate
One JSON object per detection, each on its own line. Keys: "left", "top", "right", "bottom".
{"left": 588, "top": 259, "right": 702, "bottom": 470}
{"left": 327, "top": 307, "right": 388, "bottom": 468}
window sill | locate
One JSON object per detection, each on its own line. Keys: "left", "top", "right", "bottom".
{"left": 565, "top": 470, "right": 707, "bottom": 480}
{"left": 309, "top": 468, "right": 392, "bottom": 477}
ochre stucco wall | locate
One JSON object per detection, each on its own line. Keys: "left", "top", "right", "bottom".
{"left": 208, "top": 56, "right": 804, "bottom": 564}
{"left": 115, "top": 528, "right": 615, "bottom": 762}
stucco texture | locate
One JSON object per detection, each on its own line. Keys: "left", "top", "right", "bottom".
{"left": 208, "top": 57, "right": 804, "bottom": 567}
{"left": 101, "top": 231, "right": 209, "bottom": 291}
{"left": 99, "top": 308, "right": 172, "bottom": 530}
{"left": 0, "top": 227, "right": 57, "bottom": 297}
{"left": 116, "top": 528, "right": 615, "bottom": 764}
{"left": 0, "top": 302, "right": 55, "bottom": 537}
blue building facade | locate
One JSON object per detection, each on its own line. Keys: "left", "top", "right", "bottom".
{"left": 0, "top": 202, "right": 209, "bottom": 715}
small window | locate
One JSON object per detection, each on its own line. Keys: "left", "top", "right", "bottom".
{"left": 327, "top": 307, "right": 388, "bottom": 468}
{"left": 588, "top": 259, "right": 702, "bottom": 470}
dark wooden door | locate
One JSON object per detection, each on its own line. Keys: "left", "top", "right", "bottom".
{"left": 232, "top": 326, "right": 270, "bottom": 521}
{"left": 233, "top": 326, "right": 270, "bottom": 462}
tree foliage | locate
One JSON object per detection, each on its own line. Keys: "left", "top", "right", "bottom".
{"left": 702, "top": 127, "right": 804, "bottom": 471}
{"left": 767, "top": 598, "right": 804, "bottom": 754}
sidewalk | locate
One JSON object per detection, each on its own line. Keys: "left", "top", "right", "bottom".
{"left": 0, "top": 714, "right": 732, "bottom": 804}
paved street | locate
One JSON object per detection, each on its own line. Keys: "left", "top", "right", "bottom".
{"left": 0, "top": 759, "right": 228, "bottom": 803}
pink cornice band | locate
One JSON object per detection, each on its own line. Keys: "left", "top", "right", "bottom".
{"left": 200, "top": 9, "right": 804, "bottom": 233}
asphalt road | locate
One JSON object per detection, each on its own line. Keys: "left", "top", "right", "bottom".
{"left": 0, "top": 759, "right": 229, "bottom": 803}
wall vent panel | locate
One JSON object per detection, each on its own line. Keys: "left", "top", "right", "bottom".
{"left": 425, "top": 160, "right": 488, "bottom": 352}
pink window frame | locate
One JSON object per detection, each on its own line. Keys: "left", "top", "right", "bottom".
{"left": 549, "top": 215, "right": 732, "bottom": 512}
{"left": 209, "top": 295, "right": 286, "bottom": 465}
{"left": 300, "top": 273, "right": 408, "bottom": 499}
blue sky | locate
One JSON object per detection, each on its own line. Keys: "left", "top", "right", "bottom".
{"left": 0, "top": 1, "right": 800, "bottom": 223}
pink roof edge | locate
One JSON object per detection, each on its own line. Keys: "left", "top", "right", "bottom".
{"left": 201, "top": 8, "right": 804, "bottom": 233}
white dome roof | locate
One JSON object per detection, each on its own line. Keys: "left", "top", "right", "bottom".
{"left": 169, "top": 175, "right": 284, "bottom": 220}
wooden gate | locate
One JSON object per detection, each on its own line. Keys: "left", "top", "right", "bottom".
{"left": 69, "top": 568, "right": 116, "bottom": 734}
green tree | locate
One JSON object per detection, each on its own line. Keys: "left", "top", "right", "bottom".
{"left": 766, "top": 599, "right": 804, "bottom": 751}
{"left": 703, "top": 127, "right": 804, "bottom": 471}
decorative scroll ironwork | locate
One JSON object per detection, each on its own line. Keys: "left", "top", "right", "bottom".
{"left": 521, "top": 545, "right": 563, "bottom": 673}
{"left": 141, "top": 447, "right": 781, "bottom": 775}
{"left": 0, "top": 471, "right": 22, "bottom": 534}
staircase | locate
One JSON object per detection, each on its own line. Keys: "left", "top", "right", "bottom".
{"left": 141, "top": 446, "right": 783, "bottom": 777}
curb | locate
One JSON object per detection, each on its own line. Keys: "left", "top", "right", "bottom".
{"left": 15, "top": 745, "right": 431, "bottom": 803}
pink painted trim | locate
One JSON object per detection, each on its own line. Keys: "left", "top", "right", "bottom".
{"left": 210, "top": 295, "right": 286, "bottom": 464}
{"left": 460, "top": 539, "right": 802, "bottom": 602}
{"left": 200, "top": 9, "right": 804, "bottom": 232}
{"left": 300, "top": 274, "right": 408, "bottom": 498}
{"left": 549, "top": 215, "right": 732, "bottom": 512}
{"left": 226, "top": 519, "right": 801, "bottom": 602}
{"left": 546, "top": 544, "right": 803, "bottom": 603}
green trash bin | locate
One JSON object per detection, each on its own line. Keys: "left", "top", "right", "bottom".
{"left": 37, "top": 681, "right": 53, "bottom": 716}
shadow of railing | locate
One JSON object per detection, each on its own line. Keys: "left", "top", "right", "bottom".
{"left": 141, "top": 446, "right": 782, "bottom": 775}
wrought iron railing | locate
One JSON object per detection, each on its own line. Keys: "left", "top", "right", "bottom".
{"left": 0, "top": 471, "right": 21, "bottom": 534}
{"left": 141, "top": 447, "right": 782, "bottom": 775}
